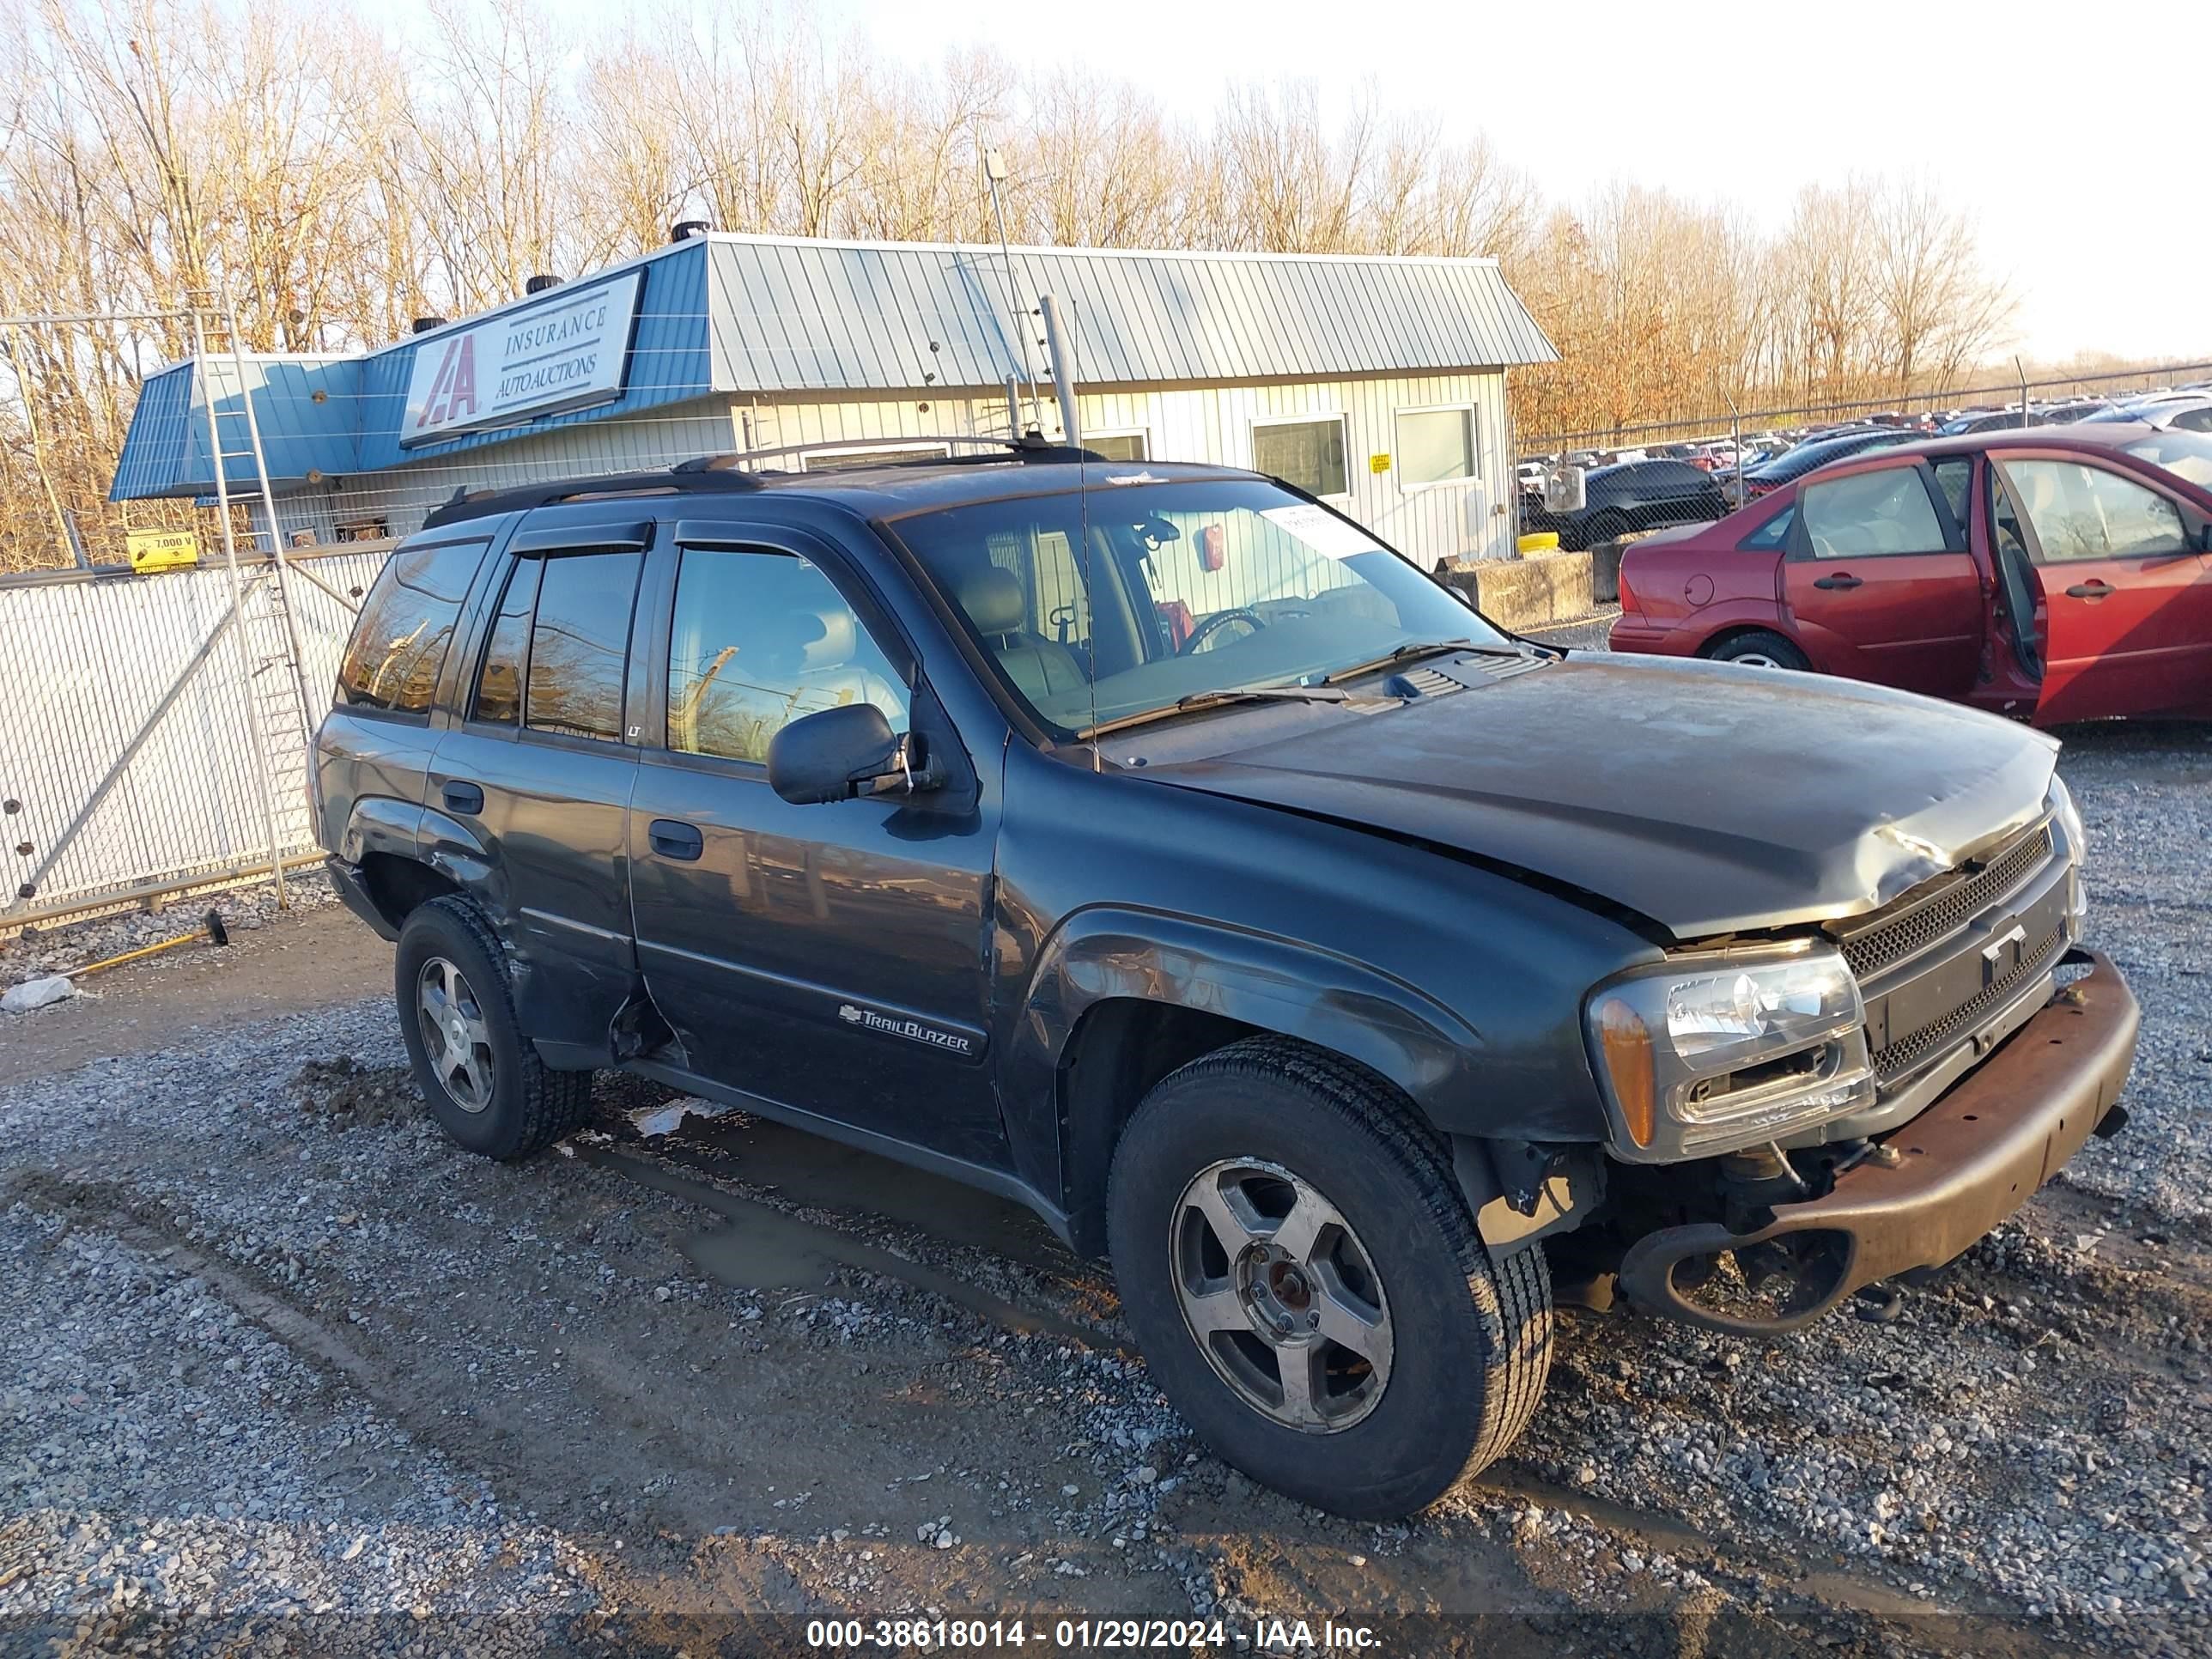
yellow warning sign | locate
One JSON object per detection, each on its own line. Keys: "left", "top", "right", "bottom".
{"left": 126, "top": 528, "right": 200, "bottom": 573}
{"left": 1369, "top": 453, "right": 1392, "bottom": 474}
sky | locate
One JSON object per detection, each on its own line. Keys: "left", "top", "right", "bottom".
{"left": 810, "top": 0, "right": 2206, "bottom": 367}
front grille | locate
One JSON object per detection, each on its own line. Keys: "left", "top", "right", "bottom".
{"left": 1836, "top": 823, "right": 2055, "bottom": 981}
{"left": 1870, "top": 922, "right": 2063, "bottom": 1081}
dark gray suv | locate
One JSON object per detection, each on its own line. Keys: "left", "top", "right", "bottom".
{"left": 315, "top": 441, "right": 2138, "bottom": 1518}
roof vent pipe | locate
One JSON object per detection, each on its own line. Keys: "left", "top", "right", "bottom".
{"left": 411, "top": 316, "right": 447, "bottom": 335}
{"left": 670, "top": 219, "right": 711, "bottom": 243}
{"left": 525, "top": 274, "right": 562, "bottom": 295}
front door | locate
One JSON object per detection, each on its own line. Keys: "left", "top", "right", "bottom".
{"left": 1993, "top": 455, "right": 2212, "bottom": 724}
{"left": 625, "top": 529, "right": 1005, "bottom": 1165}
{"left": 1783, "top": 459, "right": 1984, "bottom": 699}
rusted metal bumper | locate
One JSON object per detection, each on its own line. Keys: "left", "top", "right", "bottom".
{"left": 1619, "top": 948, "right": 2138, "bottom": 1336}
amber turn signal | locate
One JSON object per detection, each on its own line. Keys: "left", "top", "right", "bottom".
{"left": 1595, "top": 995, "right": 1656, "bottom": 1147}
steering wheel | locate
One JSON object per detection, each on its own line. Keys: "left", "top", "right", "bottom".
{"left": 1180, "top": 607, "right": 1267, "bottom": 654}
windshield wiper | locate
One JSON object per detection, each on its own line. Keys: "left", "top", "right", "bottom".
{"left": 1080, "top": 684, "right": 1350, "bottom": 738}
{"left": 1321, "top": 639, "right": 1524, "bottom": 685}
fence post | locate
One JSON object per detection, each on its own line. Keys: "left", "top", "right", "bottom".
{"left": 192, "top": 305, "right": 289, "bottom": 907}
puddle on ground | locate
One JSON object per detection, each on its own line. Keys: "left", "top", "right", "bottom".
{"left": 580, "top": 1145, "right": 1125, "bottom": 1354}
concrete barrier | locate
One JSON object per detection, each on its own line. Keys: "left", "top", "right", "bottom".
{"left": 1589, "top": 538, "right": 1626, "bottom": 605}
{"left": 1437, "top": 550, "right": 1594, "bottom": 631}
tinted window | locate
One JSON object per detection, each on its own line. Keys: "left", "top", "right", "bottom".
{"left": 1739, "top": 503, "right": 1796, "bottom": 551}
{"left": 666, "top": 549, "right": 908, "bottom": 764}
{"left": 526, "top": 552, "right": 641, "bottom": 743}
{"left": 335, "top": 539, "right": 485, "bottom": 714}
{"left": 2172, "top": 407, "right": 2212, "bottom": 434}
{"left": 1396, "top": 408, "right": 1475, "bottom": 484}
{"left": 471, "top": 556, "right": 542, "bottom": 726}
{"left": 2000, "top": 460, "right": 2189, "bottom": 563}
{"left": 1254, "top": 419, "right": 1348, "bottom": 497}
{"left": 1931, "top": 458, "right": 1974, "bottom": 529}
{"left": 1644, "top": 461, "right": 1705, "bottom": 489}
{"left": 1800, "top": 466, "right": 1947, "bottom": 557}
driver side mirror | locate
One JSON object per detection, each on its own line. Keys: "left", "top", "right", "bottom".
{"left": 767, "top": 703, "right": 939, "bottom": 805}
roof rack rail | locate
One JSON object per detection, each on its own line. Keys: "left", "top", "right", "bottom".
{"left": 420, "top": 467, "right": 769, "bottom": 530}
{"left": 673, "top": 433, "right": 1101, "bottom": 471}
{"left": 419, "top": 434, "right": 1105, "bottom": 531}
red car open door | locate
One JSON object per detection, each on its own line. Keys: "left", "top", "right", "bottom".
{"left": 1990, "top": 454, "right": 2212, "bottom": 724}
{"left": 1782, "top": 459, "right": 1984, "bottom": 700}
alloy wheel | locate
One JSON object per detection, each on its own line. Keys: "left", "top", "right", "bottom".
{"left": 1170, "top": 1158, "right": 1394, "bottom": 1433}
{"left": 416, "top": 956, "right": 495, "bottom": 1113}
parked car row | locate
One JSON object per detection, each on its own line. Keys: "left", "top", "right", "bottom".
{"left": 1608, "top": 422, "right": 2212, "bottom": 726}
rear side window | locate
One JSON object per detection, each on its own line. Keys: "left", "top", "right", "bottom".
{"left": 525, "top": 552, "right": 643, "bottom": 743}
{"left": 470, "top": 556, "right": 543, "bottom": 726}
{"left": 335, "top": 539, "right": 486, "bottom": 714}
{"left": 1739, "top": 503, "right": 1795, "bottom": 551}
{"left": 1799, "top": 466, "right": 1947, "bottom": 558}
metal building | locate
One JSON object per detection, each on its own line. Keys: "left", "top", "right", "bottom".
{"left": 108, "top": 233, "right": 1555, "bottom": 564}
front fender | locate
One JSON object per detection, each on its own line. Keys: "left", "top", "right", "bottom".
{"left": 1013, "top": 904, "right": 1486, "bottom": 1126}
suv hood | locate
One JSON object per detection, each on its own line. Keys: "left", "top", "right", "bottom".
{"left": 1134, "top": 653, "right": 2058, "bottom": 940}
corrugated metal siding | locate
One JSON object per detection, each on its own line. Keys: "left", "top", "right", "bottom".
{"left": 349, "top": 239, "right": 714, "bottom": 472}
{"left": 708, "top": 238, "right": 1555, "bottom": 392}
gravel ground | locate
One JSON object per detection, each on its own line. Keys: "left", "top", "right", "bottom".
{"left": 0, "top": 708, "right": 2205, "bottom": 1656}
{"left": 1, "top": 870, "right": 338, "bottom": 983}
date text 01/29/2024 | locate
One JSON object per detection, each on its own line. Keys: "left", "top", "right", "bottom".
{"left": 804, "top": 1617, "right": 1382, "bottom": 1650}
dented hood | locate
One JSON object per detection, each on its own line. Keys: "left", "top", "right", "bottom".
{"left": 1135, "top": 653, "right": 2059, "bottom": 940}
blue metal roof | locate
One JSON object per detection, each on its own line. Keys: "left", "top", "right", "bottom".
{"left": 112, "top": 234, "right": 1553, "bottom": 500}
{"left": 108, "top": 356, "right": 359, "bottom": 500}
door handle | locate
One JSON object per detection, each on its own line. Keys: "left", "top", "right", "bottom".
{"left": 2063, "top": 580, "right": 2112, "bottom": 599}
{"left": 1812, "top": 573, "right": 1863, "bottom": 590}
{"left": 441, "top": 781, "right": 483, "bottom": 815}
{"left": 647, "top": 818, "right": 703, "bottom": 861}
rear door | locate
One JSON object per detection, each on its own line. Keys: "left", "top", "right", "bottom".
{"left": 1781, "top": 459, "right": 1984, "bottom": 699}
{"left": 1993, "top": 454, "right": 2212, "bottom": 723}
{"left": 428, "top": 513, "right": 652, "bottom": 1060}
{"left": 624, "top": 520, "right": 1006, "bottom": 1164}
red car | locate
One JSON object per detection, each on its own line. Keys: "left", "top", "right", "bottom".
{"left": 1607, "top": 425, "right": 2212, "bottom": 725}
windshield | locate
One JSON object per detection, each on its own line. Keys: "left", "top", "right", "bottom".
{"left": 2121, "top": 428, "right": 2212, "bottom": 489}
{"left": 888, "top": 477, "right": 1512, "bottom": 736}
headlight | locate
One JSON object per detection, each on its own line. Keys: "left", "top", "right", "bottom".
{"left": 2049, "top": 775, "right": 2087, "bottom": 930}
{"left": 1585, "top": 943, "right": 1875, "bottom": 1162}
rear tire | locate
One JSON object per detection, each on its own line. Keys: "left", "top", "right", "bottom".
{"left": 394, "top": 896, "right": 594, "bottom": 1161}
{"left": 1107, "top": 1037, "right": 1553, "bottom": 1519}
{"left": 1705, "top": 629, "right": 1811, "bottom": 672}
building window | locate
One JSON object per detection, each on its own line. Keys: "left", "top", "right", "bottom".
{"left": 1396, "top": 406, "right": 1476, "bottom": 487}
{"left": 1086, "top": 430, "right": 1149, "bottom": 463}
{"left": 667, "top": 549, "right": 908, "bottom": 763}
{"left": 1253, "top": 416, "right": 1349, "bottom": 499}
{"left": 525, "top": 550, "right": 643, "bottom": 743}
{"left": 799, "top": 443, "right": 951, "bottom": 473}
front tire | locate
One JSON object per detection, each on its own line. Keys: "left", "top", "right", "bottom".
{"left": 1107, "top": 1038, "right": 1553, "bottom": 1519}
{"left": 394, "top": 896, "right": 593, "bottom": 1160}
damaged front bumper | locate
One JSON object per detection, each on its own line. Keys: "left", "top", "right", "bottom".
{"left": 1618, "top": 948, "right": 2138, "bottom": 1335}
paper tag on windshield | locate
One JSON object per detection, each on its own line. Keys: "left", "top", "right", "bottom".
{"left": 1259, "top": 503, "right": 1382, "bottom": 560}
